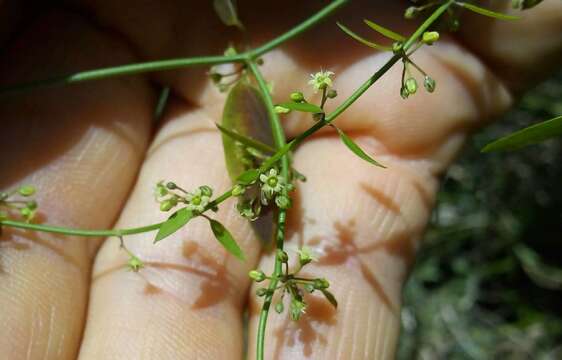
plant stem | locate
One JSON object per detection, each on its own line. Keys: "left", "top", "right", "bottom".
{"left": 0, "top": 0, "right": 349, "bottom": 95}
{"left": 247, "top": 59, "right": 291, "bottom": 360}
{"left": 248, "top": 0, "right": 348, "bottom": 59}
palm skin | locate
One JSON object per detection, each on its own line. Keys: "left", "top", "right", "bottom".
{"left": 0, "top": 1, "right": 561, "bottom": 359}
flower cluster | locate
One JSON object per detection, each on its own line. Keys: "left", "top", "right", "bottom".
{"left": 155, "top": 181, "right": 214, "bottom": 214}
{"left": 250, "top": 247, "right": 336, "bottom": 321}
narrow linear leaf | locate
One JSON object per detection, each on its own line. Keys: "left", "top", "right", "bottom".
{"left": 459, "top": 3, "right": 520, "bottom": 20}
{"left": 321, "top": 289, "right": 338, "bottom": 308}
{"left": 213, "top": 0, "right": 244, "bottom": 29}
{"left": 363, "top": 19, "right": 405, "bottom": 42}
{"left": 336, "top": 23, "right": 393, "bottom": 52}
{"left": 154, "top": 208, "right": 194, "bottom": 243}
{"left": 209, "top": 219, "right": 245, "bottom": 260}
{"left": 276, "top": 102, "right": 323, "bottom": 113}
{"left": 216, "top": 123, "right": 276, "bottom": 154}
{"left": 482, "top": 115, "right": 562, "bottom": 152}
{"left": 514, "top": 244, "right": 562, "bottom": 290}
{"left": 236, "top": 168, "right": 260, "bottom": 185}
{"left": 335, "top": 127, "right": 386, "bottom": 168}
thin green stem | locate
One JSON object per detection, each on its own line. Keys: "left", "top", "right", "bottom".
{"left": 247, "top": 59, "right": 291, "bottom": 360}
{"left": 248, "top": 0, "right": 348, "bottom": 59}
{"left": 1, "top": 0, "right": 348, "bottom": 95}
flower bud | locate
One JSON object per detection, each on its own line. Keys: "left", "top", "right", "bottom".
{"left": 422, "top": 31, "right": 439, "bottom": 45}
{"left": 274, "top": 105, "right": 291, "bottom": 114}
{"left": 256, "top": 58, "right": 264, "bottom": 65}
{"left": 277, "top": 249, "right": 289, "bottom": 263}
{"left": 249, "top": 269, "right": 266, "bottom": 282}
{"left": 18, "top": 185, "right": 36, "bottom": 197}
{"left": 405, "top": 78, "right": 418, "bottom": 95}
{"left": 327, "top": 89, "right": 338, "bottom": 99}
{"left": 275, "top": 195, "right": 291, "bottom": 209}
{"left": 256, "top": 288, "right": 269, "bottom": 297}
{"left": 313, "top": 278, "right": 330, "bottom": 290}
{"left": 166, "top": 182, "right": 177, "bottom": 190}
{"left": 400, "top": 86, "right": 410, "bottom": 99}
{"left": 404, "top": 7, "right": 419, "bottom": 19}
{"left": 290, "top": 92, "right": 304, "bottom": 102}
{"left": 159, "top": 198, "right": 176, "bottom": 212}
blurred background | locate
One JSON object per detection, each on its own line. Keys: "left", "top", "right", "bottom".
{"left": 398, "top": 70, "right": 562, "bottom": 359}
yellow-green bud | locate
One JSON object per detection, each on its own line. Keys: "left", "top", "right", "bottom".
{"left": 160, "top": 199, "right": 176, "bottom": 212}
{"left": 18, "top": 185, "right": 36, "bottom": 197}
{"left": 327, "top": 89, "right": 338, "bottom": 99}
{"left": 249, "top": 269, "right": 266, "bottom": 282}
{"left": 422, "top": 31, "right": 439, "bottom": 45}
{"left": 26, "top": 200, "right": 38, "bottom": 210}
{"left": 290, "top": 92, "right": 304, "bottom": 102}
{"left": 274, "top": 105, "right": 291, "bottom": 114}
{"left": 275, "top": 301, "right": 284, "bottom": 314}
{"left": 405, "top": 78, "right": 418, "bottom": 95}
{"left": 127, "top": 255, "right": 144, "bottom": 272}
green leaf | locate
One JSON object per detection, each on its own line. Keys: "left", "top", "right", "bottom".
{"left": 514, "top": 244, "right": 562, "bottom": 290}
{"left": 363, "top": 19, "right": 406, "bottom": 42}
{"left": 336, "top": 23, "right": 393, "bottom": 52}
{"left": 221, "top": 81, "right": 274, "bottom": 182}
{"left": 154, "top": 208, "right": 194, "bottom": 243}
{"left": 216, "top": 123, "right": 276, "bottom": 154}
{"left": 209, "top": 219, "right": 245, "bottom": 260}
{"left": 213, "top": 0, "right": 244, "bottom": 30}
{"left": 276, "top": 102, "right": 323, "bottom": 113}
{"left": 482, "top": 115, "right": 562, "bottom": 152}
{"left": 335, "top": 127, "right": 386, "bottom": 168}
{"left": 236, "top": 168, "right": 260, "bottom": 185}
{"left": 460, "top": 3, "right": 520, "bottom": 20}
{"left": 321, "top": 289, "right": 338, "bottom": 308}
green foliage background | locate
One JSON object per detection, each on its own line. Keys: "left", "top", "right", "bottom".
{"left": 398, "top": 71, "right": 562, "bottom": 359}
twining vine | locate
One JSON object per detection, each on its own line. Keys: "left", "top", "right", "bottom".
{"left": 0, "top": 1, "right": 545, "bottom": 359}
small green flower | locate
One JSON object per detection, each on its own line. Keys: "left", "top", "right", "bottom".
{"left": 185, "top": 188, "right": 210, "bottom": 213}
{"left": 297, "top": 246, "right": 318, "bottom": 266}
{"left": 422, "top": 31, "right": 439, "bottom": 45}
{"left": 308, "top": 70, "right": 335, "bottom": 92}
{"left": 259, "top": 168, "right": 285, "bottom": 204}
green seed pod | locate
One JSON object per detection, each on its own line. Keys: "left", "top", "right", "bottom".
{"left": 199, "top": 185, "right": 213, "bottom": 197}
{"left": 404, "top": 7, "right": 419, "bottom": 19}
{"left": 249, "top": 269, "right": 266, "bottom": 282}
{"left": 18, "top": 185, "right": 36, "bottom": 197}
{"left": 290, "top": 92, "right": 305, "bottom": 102}
{"left": 405, "top": 78, "right": 418, "bottom": 95}
{"left": 422, "top": 31, "right": 439, "bottom": 45}
{"left": 424, "top": 76, "right": 436, "bottom": 93}
{"left": 327, "top": 89, "right": 338, "bottom": 99}
{"left": 256, "top": 58, "right": 264, "bottom": 65}
{"left": 400, "top": 86, "right": 410, "bottom": 99}
{"left": 210, "top": 72, "right": 222, "bottom": 83}
{"left": 275, "top": 301, "right": 284, "bottom": 314}
{"left": 166, "top": 182, "right": 177, "bottom": 190}
{"left": 26, "top": 200, "right": 38, "bottom": 210}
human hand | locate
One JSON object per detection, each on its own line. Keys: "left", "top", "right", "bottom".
{"left": 1, "top": 1, "right": 561, "bottom": 359}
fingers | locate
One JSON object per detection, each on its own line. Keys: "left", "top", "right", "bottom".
{"left": 459, "top": 0, "right": 562, "bottom": 91}
{"left": 78, "top": 100, "right": 260, "bottom": 359}
{"left": 0, "top": 10, "right": 154, "bottom": 360}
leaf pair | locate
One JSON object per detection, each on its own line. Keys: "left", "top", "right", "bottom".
{"left": 154, "top": 208, "right": 245, "bottom": 260}
{"left": 337, "top": 19, "right": 405, "bottom": 52}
